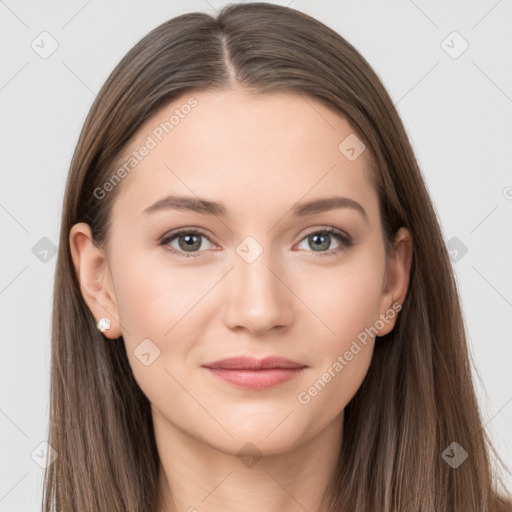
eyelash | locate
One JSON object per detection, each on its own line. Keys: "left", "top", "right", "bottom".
{"left": 159, "top": 227, "right": 354, "bottom": 259}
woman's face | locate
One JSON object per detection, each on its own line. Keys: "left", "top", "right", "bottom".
{"left": 73, "top": 88, "right": 410, "bottom": 456}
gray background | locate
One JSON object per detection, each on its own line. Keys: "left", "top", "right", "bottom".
{"left": 1, "top": 0, "right": 511, "bottom": 509}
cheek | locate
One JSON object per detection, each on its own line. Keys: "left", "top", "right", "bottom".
{"left": 296, "top": 338, "right": 374, "bottom": 433}
{"left": 111, "top": 255, "right": 198, "bottom": 408}
{"left": 114, "top": 269, "right": 168, "bottom": 343}
{"left": 109, "top": 246, "right": 179, "bottom": 362}
{"left": 112, "top": 242, "right": 198, "bottom": 339}
{"left": 294, "top": 252, "right": 385, "bottom": 344}
{"left": 294, "top": 277, "right": 379, "bottom": 427}
{"left": 111, "top": 249, "right": 217, "bottom": 377}
{"left": 292, "top": 251, "right": 384, "bottom": 414}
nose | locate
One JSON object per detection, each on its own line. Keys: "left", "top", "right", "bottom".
{"left": 222, "top": 246, "right": 294, "bottom": 336}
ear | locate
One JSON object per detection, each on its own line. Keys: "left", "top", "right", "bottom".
{"left": 69, "top": 222, "right": 122, "bottom": 339}
{"left": 376, "top": 226, "right": 413, "bottom": 336}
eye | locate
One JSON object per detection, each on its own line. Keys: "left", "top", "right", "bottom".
{"left": 160, "top": 229, "right": 214, "bottom": 258}
{"left": 159, "top": 227, "right": 353, "bottom": 259}
{"left": 296, "top": 228, "right": 353, "bottom": 256}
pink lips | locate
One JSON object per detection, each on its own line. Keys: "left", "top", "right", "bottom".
{"left": 202, "top": 356, "right": 306, "bottom": 390}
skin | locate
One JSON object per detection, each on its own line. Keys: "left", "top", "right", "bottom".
{"left": 70, "top": 88, "right": 412, "bottom": 512}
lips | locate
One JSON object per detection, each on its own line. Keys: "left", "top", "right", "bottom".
{"left": 202, "top": 356, "right": 306, "bottom": 370}
{"left": 202, "top": 356, "right": 307, "bottom": 390}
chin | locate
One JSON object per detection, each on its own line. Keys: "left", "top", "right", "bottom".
{"left": 208, "top": 431, "right": 304, "bottom": 460}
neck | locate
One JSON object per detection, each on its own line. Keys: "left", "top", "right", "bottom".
{"left": 154, "top": 410, "right": 343, "bottom": 512}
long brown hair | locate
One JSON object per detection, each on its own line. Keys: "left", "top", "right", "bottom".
{"left": 43, "top": 3, "right": 511, "bottom": 510}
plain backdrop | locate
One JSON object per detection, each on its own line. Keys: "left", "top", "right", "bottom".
{"left": 1, "top": 0, "right": 511, "bottom": 509}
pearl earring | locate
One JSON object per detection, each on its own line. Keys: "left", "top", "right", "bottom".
{"left": 96, "top": 317, "right": 110, "bottom": 333}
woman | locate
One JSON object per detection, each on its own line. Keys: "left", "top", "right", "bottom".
{"left": 43, "top": 2, "right": 511, "bottom": 511}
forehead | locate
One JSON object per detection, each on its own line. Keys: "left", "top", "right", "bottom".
{"left": 110, "top": 88, "right": 378, "bottom": 223}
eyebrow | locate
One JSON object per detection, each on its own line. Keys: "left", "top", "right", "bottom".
{"left": 142, "top": 195, "right": 368, "bottom": 223}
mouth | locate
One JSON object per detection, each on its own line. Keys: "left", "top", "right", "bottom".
{"left": 201, "top": 356, "right": 307, "bottom": 390}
